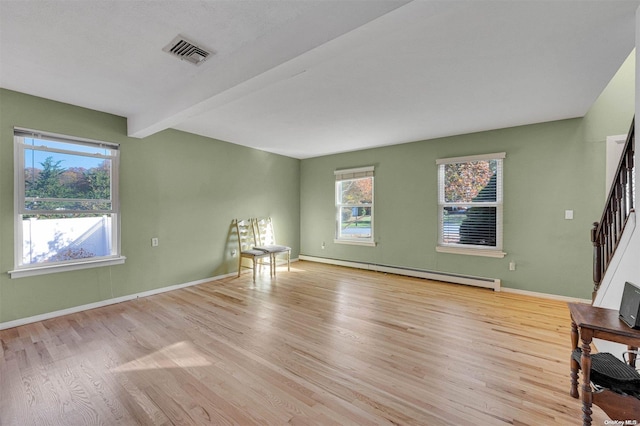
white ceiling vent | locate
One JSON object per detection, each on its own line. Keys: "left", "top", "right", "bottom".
{"left": 163, "top": 35, "right": 212, "bottom": 66}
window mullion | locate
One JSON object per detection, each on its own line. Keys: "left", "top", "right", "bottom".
{"left": 22, "top": 144, "right": 115, "bottom": 161}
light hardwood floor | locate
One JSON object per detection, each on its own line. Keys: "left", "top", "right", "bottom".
{"left": 0, "top": 261, "right": 608, "bottom": 425}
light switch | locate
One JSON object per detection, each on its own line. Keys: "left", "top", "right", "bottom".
{"left": 565, "top": 210, "right": 574, "bottom": 220}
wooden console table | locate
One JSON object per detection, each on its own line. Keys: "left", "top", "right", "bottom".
{"left": 568, "top": 302, "right": 640, "bottom": 425}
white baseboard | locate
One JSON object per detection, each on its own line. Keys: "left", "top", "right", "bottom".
{"left": 500, "top": 287, "right": 591, "bottom": 304}
{"left": 299, "top": 255, "right": 500, "bottom": 291}
{"left": 1, "top": 259, "right": 301, "bottom": 331}
{"left": 0, "top": 272, "right": 237, "bottom": 331}
{"left": 300, "top": 255, "right": 591, "bottom": 303}
{"left": 2, "top": 257, "right": 582, "bottom": 330}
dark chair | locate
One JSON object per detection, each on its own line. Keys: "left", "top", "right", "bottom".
{"left": 572, "top": 348, "right": 640, "bottom": 420}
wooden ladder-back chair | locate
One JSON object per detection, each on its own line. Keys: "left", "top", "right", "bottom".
{"left": 234, "top": 219, "right": 272, "bottom": 282}
{"left": 253, "top": 217, "right": 291, "bottom": 276}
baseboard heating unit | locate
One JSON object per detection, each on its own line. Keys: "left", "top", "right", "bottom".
{"left": 299, "top": 255, "right": 501, "bottom": 291}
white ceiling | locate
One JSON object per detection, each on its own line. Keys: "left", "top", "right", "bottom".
{"left": 1, "top": 1, "right": 638, "bottom": 159}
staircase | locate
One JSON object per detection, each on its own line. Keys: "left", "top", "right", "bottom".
{"left": 591, "top": 118, "right": 635, "bottom": 302}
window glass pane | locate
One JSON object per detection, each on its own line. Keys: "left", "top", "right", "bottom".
{"left": 444, "top": 160, "right": 497, "bottom": 203}
{"left": 21, "top": 214, "right": 113, "bottom": 264}
{"left": 338, "top": 206, "right": 372, "bottom": 239}
{"left": 443, "top": 206, "right": 496, "bottom": 246}
{"left": 15, "top": 131, "right": 120, "bottom": 271}
{"left": 337, "top": 178, "right": 372, "bottom": 205}
{"left": 24, "top": 148, "right": 111, "bottom": 210}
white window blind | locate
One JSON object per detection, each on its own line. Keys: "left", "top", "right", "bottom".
{"left": 335, "top": 166, "right": 374, "bottom": 181}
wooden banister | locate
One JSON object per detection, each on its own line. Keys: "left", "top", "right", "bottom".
{"left": 591, "top": 118, "right": 635, "bottom": 301}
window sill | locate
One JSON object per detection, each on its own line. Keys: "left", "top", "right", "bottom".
{"left": 436, "top": 246, "right": 506, "bottom": 258}
{"left": 8, "top": 256, "right": 126, "bottom": 279}
{"left": 334, "top": 239, "right": 377, "bottom": 247}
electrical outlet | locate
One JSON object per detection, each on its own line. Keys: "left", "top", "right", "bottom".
{"left": 509, "top": 261, "right": 516, "bottom": 271}
{"left": 151, "top": 237, "right": 159, "bottom": 247}
{"left": 321, "top": 242, "right": 325, "bottom": 249}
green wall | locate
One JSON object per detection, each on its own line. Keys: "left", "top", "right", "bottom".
{"left": 0, "top": 49, "right": 634, "bottom": 323}
{"left": 0, "top": 89, "right": 300, "bottom": 324}
{"left": 300, "top": 51, "right": 635, "bottom": 299}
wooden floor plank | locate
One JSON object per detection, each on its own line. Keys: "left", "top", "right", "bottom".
{"left": 0, "top": 261, "right": 609, "bottom": 425}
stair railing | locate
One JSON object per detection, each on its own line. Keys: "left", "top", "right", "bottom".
{"left": 591, "top": 118, "right": 635, "bottom": 300}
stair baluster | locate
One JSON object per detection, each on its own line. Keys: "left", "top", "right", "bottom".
{"left": 591, "top": 118, "right": 635, "bottom": 301}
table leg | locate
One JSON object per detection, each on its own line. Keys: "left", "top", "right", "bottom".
{"left": 628, "top": 345, "right": 638, "bottom": 368}
{"left": 580, "top": 335, "right": 593, "bottom": 426}
{"left": 570, "top": 320, "right": 579, "bottom": 398}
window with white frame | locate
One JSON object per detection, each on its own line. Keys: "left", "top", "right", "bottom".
{"left": 437, "top": 153, "right": 505, "bottom": 257}
{"left": 11, "top": 128, "right": 124, "bottom": 278}
{"left": 335, "top": 166, "right": 374, "bottom": 245}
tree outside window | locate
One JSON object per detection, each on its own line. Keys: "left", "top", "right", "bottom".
{"left": 335, "top": 167, "right": 374, "bottom": 245}
{"left": 437, "top": 153, "right": 504, "bottom": 253}
{"left": 13, "top": 130, "right": 121, "bottom": 275}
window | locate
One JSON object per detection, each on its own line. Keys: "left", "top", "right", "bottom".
{"left": 335, "top": 166, "right": 374, "bottom": 246}
{"left": 437, "top": 153, "right": 505, "bottom": 257}
{"left": 10, "top": 128, "right": 124, "bottom": 278}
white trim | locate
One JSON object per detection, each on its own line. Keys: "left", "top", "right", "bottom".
{"left": 14, "top": 138, "right": 23, "bottom": 270}
{"left": 299, "top": 255, "right": 594, "bottom": 301}
{"left": 333, "top": 239, "right": 377, "bottom": 247}
{"left": 1, "top": 259, "right": 300, "bottom": 330}
{"left": 18, "top": 144, "right": 114, "bottom": 160}
{"left": 9, "top": 256, "right": 127, "bottom": 278}
{"left": 436, "top": 151, "right": 506, "bottom": 165}
{"left": 299, "top": 255, "right": 500, "bottom": 291}
{"left": 501, "top": 287, "right": 591, "bottom": 304}
{"left": 300, "top": 255, "right": 367, "bottom": 269}
{"left": 334, "top": 166, "right": 374, "bottom": 176}
{"left": 436, "top": 246, "right": 506, "bottom": 258}
{"left": 0, "top": 274, "right": 226, "bottom": 330}
{"left": 14, "top": 126, "right": 120, "bottom": 149}
{"left": 3, "top": 257, "right": 587, "bottom": 330}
